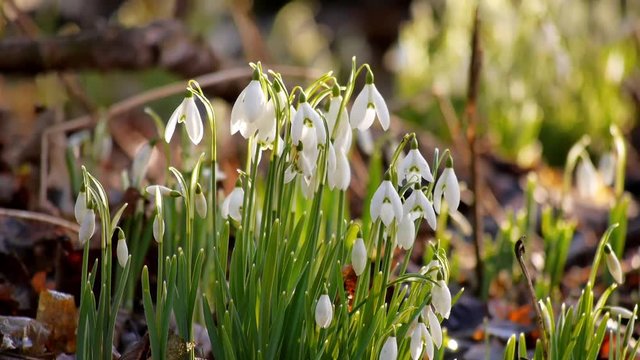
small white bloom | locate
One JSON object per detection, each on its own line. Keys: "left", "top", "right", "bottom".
{"left": 379, "top": 336, "right": 398, "bottom": 360}
{"left": 424, "top": 306, "right": 442, "bottom": 348}
{"left": 300, "top": 174, "right": 319, "bottom": 199}
{"left": 608, "top": 306, "right": 636, "bottom": 320}
{"left": 350, "top": 77, "right": 390, "bottom": 131}
{"left": 291, "top": 99, "right": 326, "bottom": 148}
{"left": 153, "top": 215, "right": 164, "bottom": 244}
{"left": 327, "top": 144, "right": 351, "bottom": 191}
{"left": 397, "top": 215, "right": 416, "bottom": 250}
{"left": 576, "top": 155, "right": 602, "bottom": 198}
{"left": 598, "top": 152, "right": 616, "bottom": 186}
{"left": 371, "top": 180, "right": 403, "bottom": 227}
{"left": 116, "top": 237, "right": 128, "bottom": 268}
{"left": 431, "top": 280, "right": 452, "bottom": 319}
{"left": 605, "top": 244, "right": 624, "bottom": 284}
{"left": 352, "top": 237, "right": 368, "bottom": 276}
{"left": 326, "top": 95, "right": 352, "bottom": 151}
{"left": 221, "top": 187, "right": 244, "bottom": 222}
{"left": 230, "top": 79, "right": 267, "bottom": 138}
{"left": 195, "top": 188, "right": 207, "bottom": 218}
{"left": 538, "top": 299, "right": 552, "bottom": 333}
{"left": 79, "top": 209, "right": 95, "bottom": 245}
{"left": 130, "top": 142, "right": 152, "bottom": 187}
{"left": 74, "top": 190, "right": 88, "bottom": 224}
{"left": 403, "top": 190, "right": 437, "bottom": 230}
{"left": 165, "top": 95, "right": 203, "bottom": 145}
{"left": 398, "top": 149, "right": 433, "bottom": 183}
{"left": 421, "top": 323, "right": 434, "bottom": 360}
{"left": 145, "top": 185, "right": 173, "bottom": 197}
{"left": 433, "top": 164, "right": 460, "bottom": 214}
{"left": 315, "top": 294, "right": 333, "bottom": 328}
{"left": 410, "top": 323, "right": 424, "bottom": 360}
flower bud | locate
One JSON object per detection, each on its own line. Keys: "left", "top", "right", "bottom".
{"left": 79, "top": 209, "right": 95, "bottom": 245}
{"left": 538, "top": 299, "right": 552, "bottom": 333}
{"left": 351, "top": 237, "right": 368, "bottom": 276}
{"left": 314, "top": 294, "right": 333, "bottom": 328}
{"left": 153, "top": 215, "right": 165, "bottom": 244}
{"left": 431, "top": 280, "right": 452, "bottom": 319}
{"left": 195, "top": 184, "right": 207, "bottom": 218}
{"left": 379, "top": 336, "right": 398, "bottom": 360}
{"left": 74, "top": 189, "right": 88, "bottom": 224}
{"left": 605, "top": 244, "right": 624, "bottom": 284}
{"left": 116, "top": 229, "right": 128, "bottom": 268}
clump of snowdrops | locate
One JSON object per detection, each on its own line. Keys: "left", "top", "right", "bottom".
{"left": 75, "top": 59, "right": 462, "bottom": 360}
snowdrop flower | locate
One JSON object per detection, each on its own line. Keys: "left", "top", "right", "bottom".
{"left": 433, "top": 157, "right": 460, "bottom": 214}
{"left": 116, "top": 229, "right": 128, "bottom": 268}
{"left": 538, "top": 299, "right": 552, "bottom": 333}
{"left": 576, "top": 154, "right": 602, "bottom": 198}
{"left": 230, "top": 74, "right": 267, "bottom": 139}
{"left": 598, "top": 152, "right": 616, "bottom": 186}
{"left": 351, "top": 237, "right": 367, "bottom": 276}
{"left": 195, "top": 184, "right": 207, "bottom": 218}
{"left": 130, "top": 142, "right": 152, "bottom": 187}
{"left": 397, "top": 215, "right": 416, "bottom": 250}
{"left": 152, "top": 186, "right": 165, "bottom": 243}
{"left": 424, "top": 306, "right": 442, "bottom": 348}
{"left": 403, "top": 189, "right": 437, "bottom": 230}
{"left": 74, "top": 188, "right": 88, "bottom": 223}
{"left": 326, "top": 88, "right": 352, "bottom": 152}
{"left": 145, "top": 185, "right": 173, "bottom": 197}
{"left": 165, "top": 93, "right": 203, "bottom": 145}
{"left": 608, "top": 306, "right": 636, "bottom": 320}
{"left": 604, "top": 244, "right": 624, "bottom": 284}
{"left": 379, "top": 336, "right": 398, "bottom": 360}
{"left": 79, "top": 209, "right": 95, "bottom": 245}
{"left": 300, "top": 174, "right": 319, "bottom": 199}
{"left": 398, "top": 146, "right": 433, "bottom": 183}
{"left": 221, "top": 186, "right": 244, "bottom": 222}
{"left": 351, "top": 71, "right": 390, "bottom": 131}
{"left": 410, "top": 322, "right": 431, "bottom": 360}
{"left": 291, "top": 94, "right": 327, "bottom": 149}
{"left": 314, "top": 294, "right": 333, "bottom": 328}
{"left": 431, "top": 280, "right": 452, "bottom": 319}
{"left": 371, "top": 178, "right": 403, "bottom": 227}
{"left": 327, "top": 144, "right": 351, "bottom": 191}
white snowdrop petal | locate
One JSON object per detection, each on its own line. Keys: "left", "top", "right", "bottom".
{"left": 410, "top": 326, "right": 424, "bottom": 360}
{"left": 230, "top": 88, "right": 247, "bottom": 135}
{"left": 427, "top": 306, "right": 442, "bottom": 348}
{"left": 380, "top": 203, "right": 395, "bottom": 227}
{"left": 359, "top": 108, "right": 377, "bottom": 132}
{"left": 315, "top": 294, "right": 333, "bottom": 328}
{"left": 116, "top": 238, "right": 128, "bottom": 268}
{"left": 352, "top": 238, "right": 367, "bottom": 276}
{"left": 371, "top": 84, "right": 390, "bottom": 131}
{"left": 422, "top": 326, "right": 434, "bottom": 360}
{"left": 370, "top": 183, "right": 387, "bottom": 221}
{"left": 184, "top": 97, "right": 204, "bottom": 145}
{"left": 432, "top": 280, "right": 452, "bottom": 318}
{"left": 243, "top": 80, "right": 265, "bottom": 122}
{"left": 350, "top": 87, "right": 369, "bottom": 130}
{"left": 291, "top": 107, "right": 305, "bottom": 144}
{"left": 397, "top": 215, "right": 416, "bottom": 250}
{"left": 152, "top": 216, "right": 164, "bottom": 244}
{"left": 444, "top": 168, "right": 460, "bottom": 212}
{"left": 79, "top": 210, "right": 95, "bottom": 245}
{"left": 164, "top": 100, "right": 183, "bottom": 143}
{"left": 379, "top": 336, "right": 398, "bottom": 360}
{"left": 74, "top": 191, "right": 87, "bottom": 224}
{"left": 336, "top": 151, "right": 351, "bottom": 190}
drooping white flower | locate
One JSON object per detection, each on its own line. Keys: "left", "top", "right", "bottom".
{"left": 397, "top": 215, "right": 416, "bottom": 250}
{"left": 576, "top": 155, "right": 601, "bottom": 198}
{"left": 326, "top": 94, "right": 352, "bottom": 152}
{"left": 327, "top": 144, "right": 351, "bottom": 191}
{"left": 165, "top": 94, "right": 204, "bottom": 145}
{"left": 74, "top": 189, "right": 88, "bottom": 224}
{"left": 605, "top": 244, "right": 624, "bottom": 284}
{"left": 145, "top": 185, "right": 173, "bottom": 197}
{"left": 350, "top": 72, "right": 390, "bottom": 131}
{"left": 424, "top": 306, "right": 442, "bottom": 348}
{"left": 195, "top": 186, "right": 207, "bottom": 218}
{"left": 431, "top": 280, "right": 452, "bottom": 319}
{"left": 421, "top": 323, "right": 434, "bottom": 360}
{"left": 403, "top": 189, "right": 437, "bottom": 230}
{"left": 116, "top": 230, "right": 128, "bottom": 268}
{"left": 608, "top": 306, "right": 636, "bottom": 320}
{"left": 314, "top": 294, "right": 333, "bottom": 328}
{"left": 410, "top": 322, "right": 424, "bottom": 360}
{"left": 291, "top": 97, "right": 327, "bottom": 148}
{"left": 371, "top": 180, "right": 403, "bottom": 227}
{"left": 433, "top": 160, "right": 460, "bottom": 214}
{"left": 230, "top": 78, "right": 267, "bottom": 138}
{"left": 379, "top": 336, "right": 398, "bottom": 360}
{"left": 598, "top": 152, "right": 616, "bottom": 186}
{"left": 352, "top": 237, "right": 368, "bottom": 276}
{"left": 130, "top": 142, "right": 152, "bottom": 187}
{"left": 221, "top": 186, "right": 244, "bottom": 222}
{"left": 79, "top": 209, "right": 95, "bottom": 245}
{"left": 398, "top": 148, "right": 433, "bottom": 183}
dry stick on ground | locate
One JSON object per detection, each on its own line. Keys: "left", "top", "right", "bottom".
{"left": 38, "top": 65, "right": 322, "bottom": 208}
{"left": 514, "top": 237, "right": 549, "bottom": 356}
{"left": 0, "top": 207, "right": 80, "bottom": 232}
{"left": 464, "top": 7, "right": 484, "bottom": 292}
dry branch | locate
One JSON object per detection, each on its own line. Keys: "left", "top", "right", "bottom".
{"left": 0, "top": 20, "right": 220, "bottom": 78}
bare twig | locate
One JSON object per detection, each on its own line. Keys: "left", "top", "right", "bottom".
{"left": 465, "top": 7, "right": 484, "bottom": 291}
{"left": 39, "top": 65, "right": 322, "bottom": 207}
{"left": 0, "top": 207, "right": 79, "bottom": 232}
{"left": 515, "top": 237, "right": 549, "bottom": 355}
